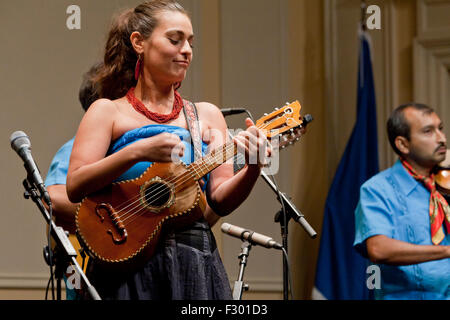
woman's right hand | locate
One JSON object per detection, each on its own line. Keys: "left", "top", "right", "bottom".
{"left": 133, "top": 132, "right": 185, "bottom": 163}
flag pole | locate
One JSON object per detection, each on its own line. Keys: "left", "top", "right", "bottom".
{"left": 361, "top": 0, "right": 367, "bottom": 31}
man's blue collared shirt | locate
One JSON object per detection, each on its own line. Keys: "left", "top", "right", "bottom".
{"left": 354, "top": 160, "right": 450, "bottom": 300}
{"left": 45, "top": 138, "right": 74, "bottom": 187}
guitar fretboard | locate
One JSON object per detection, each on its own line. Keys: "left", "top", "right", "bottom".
{"left": 188, "top": 142, "right": 238, "bottom": 179}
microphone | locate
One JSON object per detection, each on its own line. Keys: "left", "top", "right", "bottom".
{"left": 10, "top": 131, "right": 51, "bottom": 205}
{"left": 220, "top": 108, "right": 248, "bottom": 117}
{"left": 221, "top": 223, "right": 283, "bottom": 249}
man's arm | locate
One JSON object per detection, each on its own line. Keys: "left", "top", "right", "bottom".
{"left": 366, "top": 234, "right": 450, "bottom": 266}
{"left": 47, "top": 185, "right": 79, "bottom": 234}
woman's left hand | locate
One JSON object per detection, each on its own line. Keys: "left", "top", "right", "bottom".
{"left": 233, "top": 118, "right": 272, "bottom": 168}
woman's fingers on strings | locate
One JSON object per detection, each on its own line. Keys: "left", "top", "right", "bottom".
{"left": 233, "top": 135, "right": 249, "bottom": 163}
{"left": 230, "top": 118, "right": 272, "bottom": 167}
{"left": 234, "top": 132, "right": 263, "bottom": 166}
{"left": 245, "top": 117, "right": 255, "bottom": 129}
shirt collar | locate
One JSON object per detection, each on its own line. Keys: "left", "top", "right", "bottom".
{"left": 392, "top": 159, "right": 422, "bottom": 197}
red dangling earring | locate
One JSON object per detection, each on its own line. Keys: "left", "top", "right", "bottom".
{"left": 134, "top": 55, "right": 142, "bottom": 81}
{"left": 174, "top": 82, "right": 182, "bottom": 90}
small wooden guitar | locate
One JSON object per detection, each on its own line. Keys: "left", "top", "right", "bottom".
{"left": 75, "top": 101, "right": 306, "bottom": 270}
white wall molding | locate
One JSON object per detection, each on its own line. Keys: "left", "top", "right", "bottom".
{"left": 231, "top": 277, "right": 283, "bottom": 293}
{"left": 0, "top": 273, "right": 49, "bottom": 289}
{"left": 414, "top": 0, "right": 450, "bottom": 137}
{"left": 417, "top": 0, "right": 450, "bottom": 40}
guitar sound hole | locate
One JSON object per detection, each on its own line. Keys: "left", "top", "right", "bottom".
{"left": 144, "top": 182, "right": 171, "bottom": 208}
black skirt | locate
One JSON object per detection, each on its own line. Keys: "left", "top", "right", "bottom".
{"left": 84, "top": 219, "right": 232, "bottom": 300}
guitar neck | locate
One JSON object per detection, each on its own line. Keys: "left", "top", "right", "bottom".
{"left": 186, "top": 100, "right": 304, "bottom": 179}
{"left": 188, "top": 142, "right": 237, "bottom": 179}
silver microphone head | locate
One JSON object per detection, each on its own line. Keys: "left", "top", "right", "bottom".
{"left": 10, "top": 131, "right": 31, "bottom": 153}
{"left": 221, "top": 223, "right": 232, "bottom": 233}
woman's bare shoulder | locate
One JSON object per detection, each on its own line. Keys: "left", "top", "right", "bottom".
{"left": 81, "top": 98, "right": 123, "bottom": 127}
{"left": 86, "top": 98, "right": 120, "bottom": 114}
{"left": 195, "top": 102, "right": 223, "bottom": 120}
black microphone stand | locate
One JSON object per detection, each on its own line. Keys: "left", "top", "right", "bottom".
{"left": 22, "top": 177, "right": 101, "bottom": 300}
{"left": 261, "top": 168, "right": 317, "bottom": 300}
{"left": 225, "top": 111, "right": 317, "bottom": 300}
{"left": 232, "top": 241, "right": 252, "bottom": 300}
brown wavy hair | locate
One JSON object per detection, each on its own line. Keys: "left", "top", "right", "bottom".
{"left": 93, "top": 0, "right": 188, "bottom": 100}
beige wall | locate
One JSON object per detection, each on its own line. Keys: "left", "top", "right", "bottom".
{"left": 1, "top": 0, "right": 449, "bottom": 300}
{"left": 0, "top": 0, "right": 141, "bottom": 299}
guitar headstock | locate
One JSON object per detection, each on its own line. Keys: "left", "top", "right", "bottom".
{"left": 278, "top": 126, "right": 305, "bottom": 150}
{"left": 255, "top": 101, "right": 312, "bottom": 151}
{"left": 255, "top": 101, "right": 303, "bottom": 138}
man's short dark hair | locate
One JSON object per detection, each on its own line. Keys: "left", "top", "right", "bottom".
{"left": 78, "top": 62, "right": 103, "bottom": 112}
{"left": 387, "top": 103, "right": 435, "bottom": 156}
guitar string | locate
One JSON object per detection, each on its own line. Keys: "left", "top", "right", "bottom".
{"left": 122, "top": 127, "right": 305, "bottom": 230}
{"left": 118, "top": 120, "right": 283, "bottom": 227}
{"left": 113, "top": 148, "right": 246, "bottom": 220}
{"left": 108, "top": 125, "right": 247, "bottom": 215}
{"left": 122, "top": 134, "right": 246, "bottom": 225}
{"left": 111, "top": 120, "right": 272, "bottom": 220}
{"left": 110, "top": 114, "right": 286, "bottom": 218}
{"left": 116, "top": 143, "right": 229, "bottom": 221}
{"left": 121, "top": 151, "right": 258, "bottom": 227}
{"left": 107, "top": 117, "right": 285, "bottom": 228}
{"left": 120, "top": 149, "right": 254, "bottom": 227}
{"left": 113, "top": 118, "right": 282, "bottom": 227}
{"left": 115, "top": 121, "right": 274, "bottom": 225}
{"left": 121, "top": 141, "right": 239, "bottom": 226}
{"left": 117, "top": 117, "right": 285, "bottom": 224}
{"left": 112, "top": 110, "right": 298, "bottom": 217}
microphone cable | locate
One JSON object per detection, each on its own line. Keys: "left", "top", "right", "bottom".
{"left": 267, "top": 171, "right": 295, "bottom": 300}
{"left": 281, "top": 246, "right": 294, "bottom": 301}
{"left": 45, "top": 203, "right": 55, "bottom": 300}
{"left": 244, "top": 109, "right": 254, "bottom": 123}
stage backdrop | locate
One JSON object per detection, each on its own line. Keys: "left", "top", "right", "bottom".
{"left": 1, "top": 0, "right": 449, "bottom": 300}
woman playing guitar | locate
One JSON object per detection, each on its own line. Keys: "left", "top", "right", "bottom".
{"left": 66, "top": 0, "right": 270, "bottom": 300}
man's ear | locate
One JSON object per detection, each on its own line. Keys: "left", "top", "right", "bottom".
{"left": 130, "top": 31, "right": 145, "bottom": 55}
{"left": 395, "top": 136, "right": 410, "bottom": 155}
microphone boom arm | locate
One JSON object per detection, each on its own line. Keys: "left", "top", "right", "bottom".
{"left": 260, "top": 169, "right": 317, "bottom": 238}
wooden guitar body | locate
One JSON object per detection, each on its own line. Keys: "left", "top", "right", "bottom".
{"left": 75, "top": 161, "right": 206, "bottom": 271}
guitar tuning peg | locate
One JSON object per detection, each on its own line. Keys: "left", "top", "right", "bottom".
{"left": 264, "top": 113, "right": 268, "bottom": 116}
{"left": 286, "top": 102, "right": 290, "bottom": 106}
{"left": 274, "top": 108, "right": 279, "bottom": 111}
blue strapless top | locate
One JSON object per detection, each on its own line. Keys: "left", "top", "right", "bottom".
{"left": 108, "top": 125, "right": 209, "bottom": 188}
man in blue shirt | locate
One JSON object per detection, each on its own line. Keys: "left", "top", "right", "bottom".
{"left": 354, "top": 103, "right": 450, "bottom": 300}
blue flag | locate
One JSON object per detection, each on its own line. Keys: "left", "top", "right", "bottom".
{"left": 313, "top": 30, "right": 379, "bottom": 300}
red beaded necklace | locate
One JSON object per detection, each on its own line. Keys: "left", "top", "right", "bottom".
{"left": 126, "top": 87, "right": 184, "bottom": 123}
